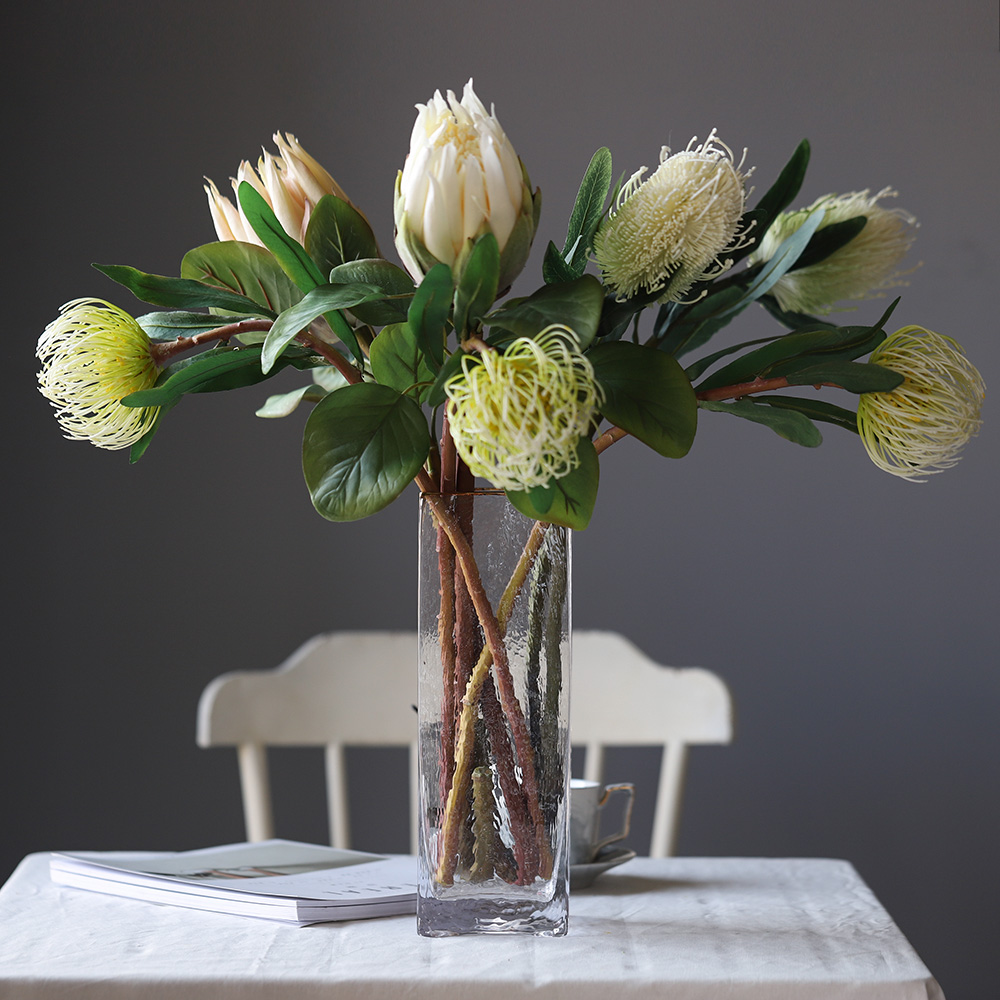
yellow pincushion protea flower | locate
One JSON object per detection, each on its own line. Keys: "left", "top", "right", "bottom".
{"left": 593, "top": 130, "right": 751, "bottom": 302}
{"left": 858, "top": 325, "right": 985, "bottom": 481}
{"left": 752, "top": 188, "right": 917, "bottom": 314}
{"left": 444, "top": 326, "right": 602, "bottom": 491}
{"left": 37, "top": 298, "right": 161, "bottom": 450}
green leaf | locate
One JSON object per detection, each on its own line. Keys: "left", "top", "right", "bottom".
{"left": 370, "top": 322, "right": 438, "bottom": 401}
{"left": 506, "top": 437, "right": 600, "bottom": 530}
{"left": 683, "top": 334, "right": 786, "bottom": 382}
{"left": 122, "top": 344, "right": 315, "bottom": 407}
{"left": 487, "top": 275, "right": 604, "bottom": 349}
{"left": 596, "top": 287, "right": 661, "bottom": 341}
{"left": 560, "top": 147, "right": 613, "bottom": 275}
{"left": 237, "top": 181, "right": 325, "bottom": 290}
{"left": 782, "top": 359, "right": 904, "bottom": 394}
{"left": 453, "top": 233, "right": 500, "bottom": 336}
{"left": 588, "top": 341, "right": 697, "bottom": 458}
{"left": 136, "top": 310, "right": 252, "bottom": 342}
{"left": 752, "top": 139, "right": 811, "bottom": 231}
{"left": 407, "top": 263, "right": 453, "bottom": 369}
{"left": 425, "top": 348, "right": 469, "bottom": 409}
{"left": 94, "top": 264, "right": 276, "bottom": 316}
{"left": 753, "top": 394, "right": 859, "bottom": 434}
{"left": 658, "top": 284, "right": 752, "bottom": 358}
{"left": 127, "top": 401, "right": 176, "bottom": 464}
{"left": 696, "top": 313, "right": 895, "bottom": 392}
{"left": 302, "top": 383, "right": 431, "bottom": 521}
{"left": 180, "top": 241, "right": 304, "bottom": 315}
{"left": 256, "top": 384, "right": 328, "bottom": 418}
{"left": 262, "top": 282, "right": 384, "bottom": 372}
{"left": 790, "top": 216, "right": 867, "bottom": 271}
{"left": 305, "top": 194, "right": 381, "bottom": 278}
{"left": 758, "top": 294, "right": 836, "bottom": 332}
{"left": 327, "top": 259, "right": 415, "bottom": 326}
{"left": 542, "top": 240, "right": 577, "bottom": 284}
{"left": 699, "top": 398, "right": 822, "bottom": 447}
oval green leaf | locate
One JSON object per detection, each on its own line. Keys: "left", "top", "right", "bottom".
{"left": 303, "top": 383, "right": 431, "bottom": 521}
{"left": 181, "top": 242, "right": 305, "bottom": 315}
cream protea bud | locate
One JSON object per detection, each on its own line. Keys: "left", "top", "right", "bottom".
{"left": 444, "top": 326, "right": 602, "bottom": 491}
{"left": 751, "top": 187, "right": 917, "bottom": 314}
{"left": 37, "top": 299, "right": 162, "bottom": 450}
{"left": 857, "top": 325, "right": 985, "bottom": 481}
{"left": 204, "top": 132, "right": 349, "bottom": 245}
{"left": 593, "top": 130, "right": 751, "bottom": 302}
{"left": 394, "top": 80, "right": 539, "bottom": 290}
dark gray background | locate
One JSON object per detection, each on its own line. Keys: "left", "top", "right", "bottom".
{"left": 5, "top": 1, "right": 997, "bottom": 995}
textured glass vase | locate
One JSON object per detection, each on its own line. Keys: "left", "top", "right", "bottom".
{"left": 417, "top": 491, "right": 570, "bottom": 936}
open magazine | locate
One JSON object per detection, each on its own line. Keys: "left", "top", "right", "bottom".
{"left": 49, "top": 839, "right": 417, "bottom": 925}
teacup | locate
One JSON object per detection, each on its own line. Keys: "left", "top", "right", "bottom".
{"left": 569, "top": 778, "right": 635, "bottom": 865}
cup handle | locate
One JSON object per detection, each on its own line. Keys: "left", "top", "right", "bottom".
{"left": 593, "top": 783, "right": 635, "bottom": 855}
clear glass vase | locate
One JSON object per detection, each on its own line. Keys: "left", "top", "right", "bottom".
{"left": 416, "top": 491, "right": 570, "bottom": 936}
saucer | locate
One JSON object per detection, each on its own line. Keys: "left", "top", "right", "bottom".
{"left": 569, "top": 846, "right": 636, "bottom": 890}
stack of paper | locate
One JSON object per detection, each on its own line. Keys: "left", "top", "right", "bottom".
{"left": 49, "top": 839, "right": 417, "bottom": 925}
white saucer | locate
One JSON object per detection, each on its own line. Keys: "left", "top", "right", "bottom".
{"left": 570, "top": 846, "right": 636, "bottom": 890}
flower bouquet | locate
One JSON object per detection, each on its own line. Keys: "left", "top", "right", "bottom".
{"left": 36, "top": 81, "right": 984, "bottom": 935}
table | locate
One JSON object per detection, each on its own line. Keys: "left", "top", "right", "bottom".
{"left": 0, "top": 854, "right": 944, "bottom": 999}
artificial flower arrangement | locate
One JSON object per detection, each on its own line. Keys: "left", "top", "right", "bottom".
{"left": 36, "top": 82, "right": 985, "bottom": 934}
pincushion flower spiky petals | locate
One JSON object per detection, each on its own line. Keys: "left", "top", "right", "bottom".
{"left": 444, "top": 326, "right": 602, "bottom": 491}
{"left": 205, "top": 132, "right": 348, "bottom": 246}
{"left": 593, "top": 131, "right": 751, "bottom": 302}
{"left": 394, "top": 80, "right": 538, "bottom": 289}
{"left": 857, "top": 325, "right": 985, "bottom": 481}
{"left": 752, "top": 187, "right": 917, "bottom": 314}
{"left": 36, "top": 299, "right": 161, "bottom": 450}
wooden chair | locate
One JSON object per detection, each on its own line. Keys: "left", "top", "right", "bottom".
{"left": 197, "top": 630, "right": 733, "bottom": 857}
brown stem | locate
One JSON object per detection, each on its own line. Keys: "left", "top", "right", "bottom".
{"left": 295, "top": 330, "right": 363, "bottom": 385}
{"left": 149, "top": 319, "right": 274, "bottom": 365}
{"left": 696, "top": 376, "right": 791, "bottom": 401}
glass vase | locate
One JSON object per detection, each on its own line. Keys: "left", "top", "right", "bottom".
{"left": 416, "top": 490, "right": 571, "bottom": 936}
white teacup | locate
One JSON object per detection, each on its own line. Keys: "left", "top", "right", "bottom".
{"left": 569, "top": 779, "right": 635, "bottom": 865}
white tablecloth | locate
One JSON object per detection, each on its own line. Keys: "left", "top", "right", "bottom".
{"left": 0, "top": 853, "right": 944, "bottom": 999}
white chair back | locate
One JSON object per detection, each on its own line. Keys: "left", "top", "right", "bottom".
{"left": 197, "top": 630, "right": 733, "bottom": 857}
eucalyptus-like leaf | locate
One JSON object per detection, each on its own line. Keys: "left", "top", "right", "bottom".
{"left": 180, "top": 242, "right": 304, "bottom": 315}
{"left": 782, "top": 359, "right": 904, "bottom": 394}
{"left": 407, "top": 263, "right": 453, "bottom": 369}
{"left": 303, "top": 383, "right": 431, "bottom": 522}
{"left": 696, "top": 312, "right": 895, "bottom": 392}
{"left": 487, "top": 275, "right": 604, "bottom": 349}
{"left": 94, "top": 264, "right": 275, "bottom": 316}
{"left": 256, "top": 384, "right": 328, "bottom": 418}
{"left": 306, "top": 194, "right": 381, "bottom": 278}
{"left": 127, "top": 400, "right": 176, "bottom": 464}
{"left": 261, "top": 282, "right": 383, "bottom": 372}
{"left": 123, "top": 344, "right": 316, "bottom": 407}
{"left": 453, "top": 232, "right": 499, "bottom": 336}
{"left": 753, "top": 394, "right": 859, "bottom": 434}
{"left": 506, "top": 436, "right": 600, "bottom": 530}
{"left": 657, "top": 284, "right": 751, "bottom": 358}
{"left": 370, "top": 322, "right": 438, "bottom": 401}
{"left": 328, "top": 259, "right": 415, "bottom": 326}
{"left": 136, "top": 310, "right": 252, "bottom": 342}
{"left": 542, "top": 240, "right": 577, "bottom": 284}
{"left": 751, "top": 139, "right": 811, "bottom": 232}
{"left": 237, "top": 181, "right": 325, "bottom": 290}
{"left": 588, "top": 341, "right": 697, "bottom": 458}
{"left": 559, "top": 147, "right": 613, "bottom": 275}
{"left": 425, "top": 348, "right": 469, "bottom": 409}
{"left": 699, "top": 398, "right": 822, "bottom": 447}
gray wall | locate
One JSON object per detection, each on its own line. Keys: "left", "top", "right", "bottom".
{"left": 5, "top": 1, "right": 997, "bottom": 995}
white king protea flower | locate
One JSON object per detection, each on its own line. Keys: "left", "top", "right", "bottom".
{"left": 752, "top": 187, "right": 917, "bottom": 314}
{"left": 205, "top": 133, "right": 349, "bottom": 246}
{"left": 444, "top": 326, "right": 602, "bottom": 491}
{"left": 594, "top": 130, "right": 751, "bottom": 302}
{"left": 394, "top": 80, "right": 539, "bottom": 290}
{"left": 37, "top": 299, "right": 162, "bottom": 450}
{"left": 857, "top": 325, "right": 985, "bottom": 481}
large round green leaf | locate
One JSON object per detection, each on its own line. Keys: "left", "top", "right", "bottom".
{"left": 589, "top": 341, "right": 697, "bottom": 458}
{"left": 302, "top": 383, "right": 431, "bottom": 521}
